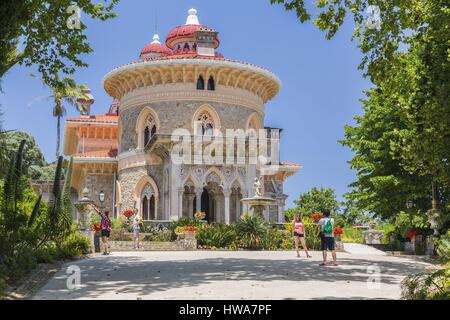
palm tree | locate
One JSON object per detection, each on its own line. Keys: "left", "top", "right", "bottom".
{"left": 49, "top": 77, "right": 88, "bottom": 159}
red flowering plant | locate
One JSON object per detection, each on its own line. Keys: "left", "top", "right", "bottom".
{"left": 184, "top": 226, "right": 198, "bottom": 233}
{"left": 310, "top": 213, "right": 323, "bottom": 220}
{"left": 407, "top": 230, "right": 419, "bottom": 241}
{"left": 123, "top": 210, "right": 135, "bottom": 218}
{"left": 333, "top": 227, "right": 344, "bottom": 235}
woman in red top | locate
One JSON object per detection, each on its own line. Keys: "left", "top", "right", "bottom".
{"left": 292, "top": 214, "right": 311, "bottom": 258}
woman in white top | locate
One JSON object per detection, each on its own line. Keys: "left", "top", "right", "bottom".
{"left": 133, "top": 214, "right": 142, "bottom": 250}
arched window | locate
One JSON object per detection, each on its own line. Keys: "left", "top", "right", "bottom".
{"left": 198, "top": 112, "right": 214, "bottom": 135}
{"left": 143, "top": 115, "right": 157, "bottom": 147}
{"left": 144, "top": 127, "right": 150, "bottom": 146}
{"left": 142, "top": 196, "right": 149, "bottom": 221}
{"left": 207, "top": 76, "right": 215, "bottom": 91}
{"left": 150, "top": 195, "right": 156, "bottom": 220}
{"left": 183, "top": 43, "right": 190, "bottom": 52}
{"left": 196, "top": 76, "right": 205, "bottom": 90}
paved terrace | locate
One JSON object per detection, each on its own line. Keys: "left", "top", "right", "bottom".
{"left": 33, "top": 246, "right": 431, "bottom": 300}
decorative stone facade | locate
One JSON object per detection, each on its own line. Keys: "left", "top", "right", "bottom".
{"left": 63, "top": 8, "right": 301, "bottom": 224}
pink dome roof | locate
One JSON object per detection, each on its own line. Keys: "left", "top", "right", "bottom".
{"left": 140, "top": 34, "right": 173, "bottom": 57}
{"left": 166, "top": 24, "right": 219, "bottom": 49}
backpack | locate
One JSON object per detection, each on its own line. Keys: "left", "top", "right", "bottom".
{"left": 323, "top": 219, "right": 333, "bottom": 234}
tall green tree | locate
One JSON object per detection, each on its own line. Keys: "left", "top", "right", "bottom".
{"left": 272, "top": 0, "right": 450, "bottom": 214}
{"left": 287, "top": 187, "right": 340, "bottom": 221}
{"left": 340, "top": 88, "right": 435, "bottom": 219}
{"left": 1, "top": 0, "right": 119, "bottom": 89}
{"left": 60, "top": 157, "right": 74, "bottom": 236}
{"left": 46, "top": 77, "right": 87, "bottom": 158}
{"left": 3, "top": 131, "right": 46, "bottom": 179}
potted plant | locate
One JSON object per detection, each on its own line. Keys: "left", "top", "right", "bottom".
{"left": 333, "top": 227, "right": 344, "bottom": 241}
{"left": 184, "top": 226, "right": 198, "bottom": 240}
{"left": 175, "top": 226, "right": 185, "bottom": 239}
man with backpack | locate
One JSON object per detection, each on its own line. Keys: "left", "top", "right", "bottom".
{"left": 318, "top": 209, "right": 337, "bottom": 266}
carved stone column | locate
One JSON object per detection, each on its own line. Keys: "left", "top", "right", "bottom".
{"left": 178, "top": 188, "right": 184, "bottom": 219}
{"left": 195, "top": 188, "right": 203, "bottom": 214}
{"left": 187, "top": 194, "right": 195, "bottom": 217}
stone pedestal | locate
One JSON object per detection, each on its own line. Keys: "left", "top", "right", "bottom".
{"left": 426, "top": 236, "right": 435, "bottom": 256}
{"left": 404, "top": 241, "right": 414, "bottom": 253}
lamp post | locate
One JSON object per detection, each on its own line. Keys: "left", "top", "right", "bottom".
{"left": 98, "top": 190, "right": 105, "bottom": 211}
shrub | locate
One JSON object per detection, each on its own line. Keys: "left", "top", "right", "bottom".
{"left": 56, "top": 232, "right": 90, "bottom": 259}
{"left": 436, "top": 231, "right": 450, "bottom": 264}
{"left": 261, "top": 228, "right": 283, "bottom": 250}
{"left": 109, "top": 228, "right": 132, "bottom": 241}
{"left": 235, "top": 215, "right": 266, "bottom": 250}
{"left": 303, "top": 217, "right": 322, "bottom": 250}
{"left": 388, "top": 211, "right": 429, "bottom": 241}
{"left": 401, "top": 265, "right": 449, "bottom": 300}
{"left": 341, "top": 227, "right": 364, "bottom": 243}
{"left": 142, "top": 225, "right": 172, "bottom": 242}
{"left": 35, "top": 242, "right": 58, "bottom": 263}
{"left": 196, "top": 223, "right": 236, "bottom": 249}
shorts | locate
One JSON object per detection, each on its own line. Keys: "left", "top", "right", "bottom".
{"left": 133, "top": 229, "right": 140, "bottom": 238}
{"left": 101, "top": 229, "right": 110, "bottom": 238}
{"left": 321, "top": 236, "right": 335, "bottom": 251}
{"left": 294, "top": 232, "right": 304, "bottom": 237}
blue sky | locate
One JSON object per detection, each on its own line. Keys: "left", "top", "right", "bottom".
{"left": 0, "top": 0, "right": 370, "bottom": 208}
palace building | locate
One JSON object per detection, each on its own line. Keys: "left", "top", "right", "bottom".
{"left": 63, "top": 9, "right": 301, "bottom": 224}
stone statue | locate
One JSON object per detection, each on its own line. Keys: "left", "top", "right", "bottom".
{"left": 254, "top": 177, "right": 262, "bottom": 198}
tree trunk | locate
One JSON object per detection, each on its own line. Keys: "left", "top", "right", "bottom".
{"left": 56, "top": 115, "right": 60, "bottom": 159}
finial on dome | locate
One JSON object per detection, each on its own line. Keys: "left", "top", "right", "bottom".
{"left": 151, "top": 34, "right": 161, "bottom": 44}
{"left": 186, "top": 8, "right": 199, "bottom": 25}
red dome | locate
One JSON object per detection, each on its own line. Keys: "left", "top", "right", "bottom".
{"left": 140, "top": 42, "right": 173, "bottom": 56}
{"left": 166, "top": 25, "right": 219, "bottom": 49}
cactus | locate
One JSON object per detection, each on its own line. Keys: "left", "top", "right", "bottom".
{"left": 60, "top": 157, "right": 74, "bottom": 233}
{"left": 28, "top": 195, "right": 42, "bottom": 227}
{"left": 49, "top": 156, "right": 63, "bottom": 227}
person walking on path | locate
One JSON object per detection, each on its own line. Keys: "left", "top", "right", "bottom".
{"left": 133, "top": 213, "right": 142, "bottom": 250}
{"left": 92, "top": 205, "right": 112, "bottom": 255}
{"left": 292, "top": 214, "right": 312, "bottom": 258}
{"left": 318, "top": 209, "right": 337, "bottom": 266}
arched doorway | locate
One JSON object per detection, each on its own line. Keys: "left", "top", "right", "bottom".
{"left": 201, "top": 187, "right": 212, "bottom": 222}
{"left": 142, "top": 195, "right": 149, "bottom": 220}
{"left": 201, "top": 181, "right": 223, "bottom": 223}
